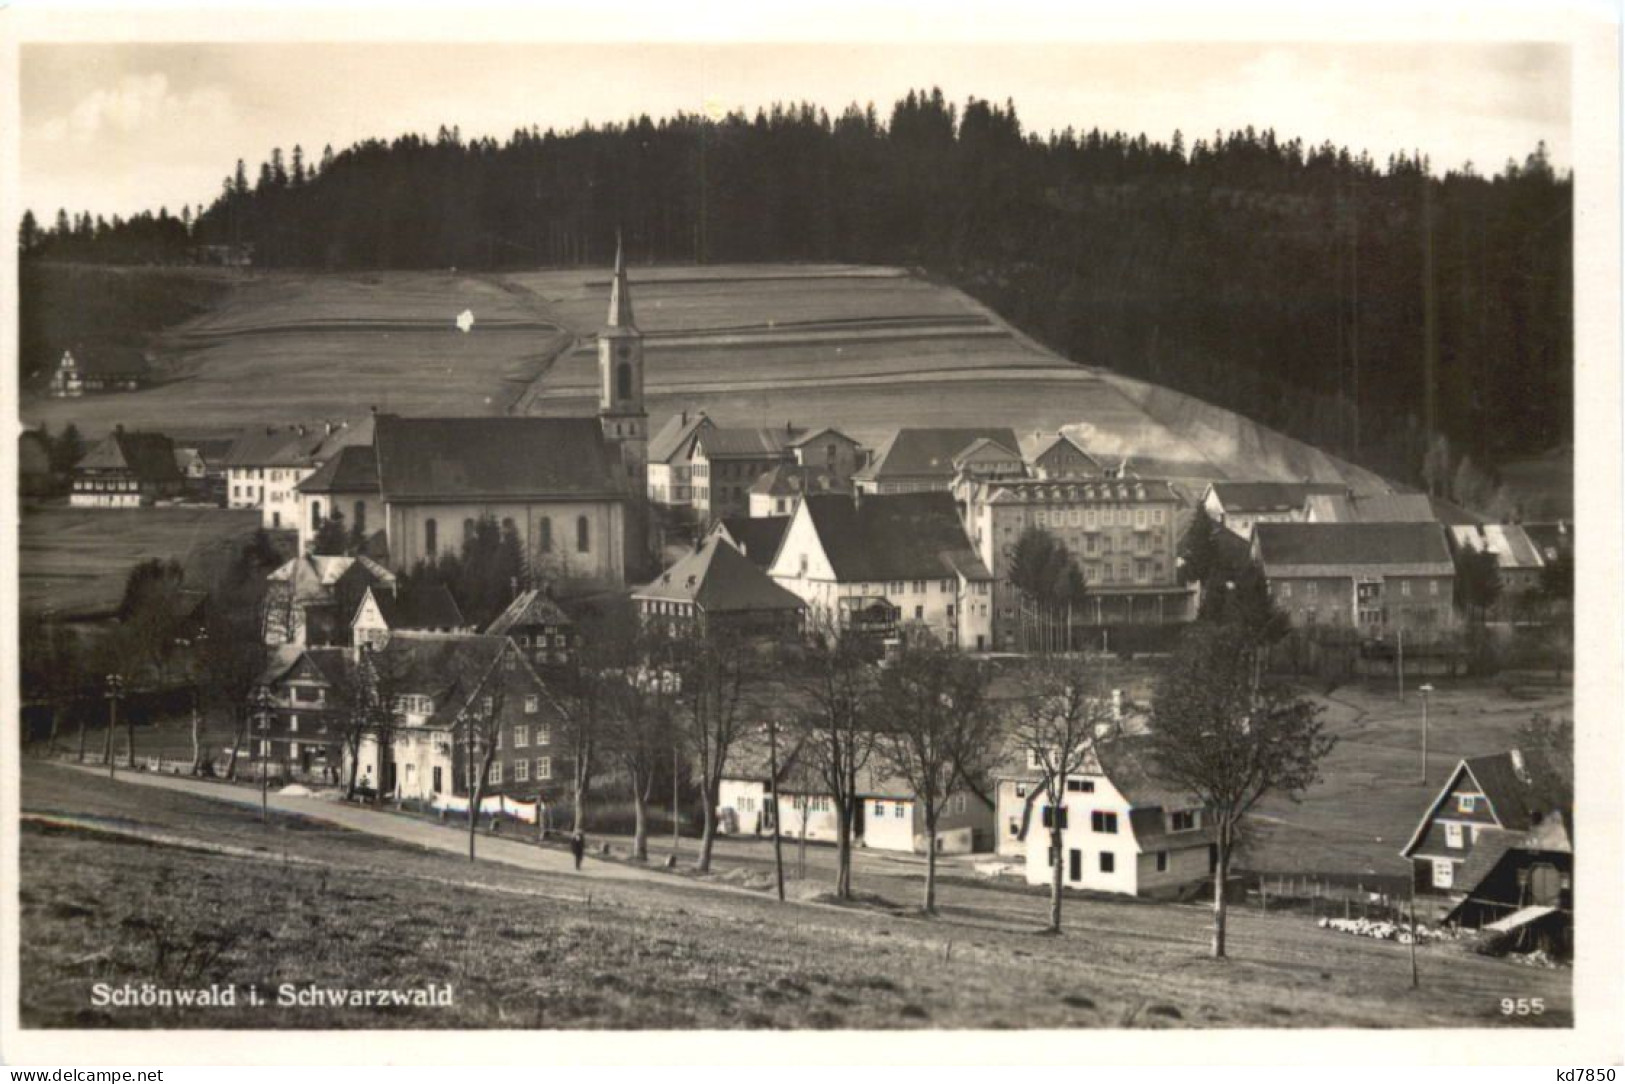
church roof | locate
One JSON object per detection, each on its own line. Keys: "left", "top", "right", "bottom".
{"left": 373, "top": 414, "right": 625, "bottom": 502}
{"left": 606, "top": 232, "right": 635, "bottom": 329}
{"left": 297, "top": 444, "right": 379, "bottom": 494}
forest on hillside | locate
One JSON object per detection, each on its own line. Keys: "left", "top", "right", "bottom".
{"left": 17, "top": 89, "right": 1572, "bottom": 490}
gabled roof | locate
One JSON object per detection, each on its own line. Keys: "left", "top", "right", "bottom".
{"left": 647, "top": 412, "right": 712, "bottom": 464}
{"left": 1254, "top": 522, "right": 1455, "bottom": 577}
{"left": 221, "top": 427, "right": 304, "bottom": 469}
{"left": 484, "top": 589, "right": 573, "bottom": 636}
{"left": 694, "top": 426, "right": 803, "bottom": 459}
{"left": 77, "top": 431, "right": 182, "bottom": 484}
{"left": 749, "top": 463, "right": 851, "bottom": 499}
{"left": 854, "top": 427, "right": 1022, "bottom": 482}
{"left": 787, "top": 427, "right": 858, "bottom": 450}
{"left": 270, "top": 554, "right": 394, "bottom": 605}
{"left": 297, "top": 444, "right": 380, "bottom": 494}
{"left": 1207, "top": 481, "right": 1348, "bottom": 514}
{"left": 374, "top": 631, "right": 522, "bottom": 730}
{"left": 258, "top": 644, "right": 353, "bottom": 689}
{"left": 1400, "top": 749, "right": 1566, "bottom": 858}
{"left": 367, "top": 583, "right": 467, "bottom": 631}
{"left": 635, "top": 538, "right": 807, "bottom": 613}
{"left": 1021, "top": 431, "right": 1103, "bottom": 471}
{"left": 1448, "top": 524, "right": 1546, "bottom": 571}
{"left": 373, "top": 414, "right": 624, "bottom": 502}
{"left": 712, "top": 515, "right": 791, "bottom": 570}
{"left": 798, "top": 492, "right": 993, "bottom": 583}
{"left": 951, "top": 436, "right": 1023, "bottom": 469}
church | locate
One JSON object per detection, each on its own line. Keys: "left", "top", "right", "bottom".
{"left": 297, "top": 235, "right": 651, "bottom": 588}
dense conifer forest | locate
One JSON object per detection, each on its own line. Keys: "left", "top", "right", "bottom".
{"left": 18, "top": 89, "right": 1571, "bottom": 487}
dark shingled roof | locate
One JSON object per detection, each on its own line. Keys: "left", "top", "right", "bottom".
{"left": 695, "top": 426, "right": 801, "bottom": 458}
{"left": 1521, "top": 522, "right": 1572, "bottom": 563}
{"left": 485, "top": 589, "right": 573, "bottom": 636}
{"left": 749, "top": 463, "right": 851, "bottom": 498}
{"left": 373, "top": 414, "right": 624, "bottom": 502}
{"left": 635, "top": 538, "right": 807, "bottom": 613}
{"left": 1254, "top": 522, "right": 1455, "bottom": 576}
{"left": 371, "top": 583, "right": 467, "bottom": 631}
{"left": 647, "top": 412, "right": 711, "bottom": 463}
{"left": 714, "top": 515, "right": 791, "bottom": 570}
{"left": 1208, "top": 481, "right": 1348, "bottom": 513}
{"left": 801, "top": 492, "right": 992, "bottom": 582}
{"left": 1462, "top": 751, "right": 1550, "bottom": 833}
{"left": 298, "top": 444, "right": 380, "bottom": 494}
{"left": 221, "top": 427, "right": 304, "bottom": 468}
{"left": 375, "top": 632, "right": 513, "bottom": 729}
{"left": 77, "top": 430, "right": 183, "bottom": 484}
{"left": 855, "top": 427, "right": 1022, "bottom": 482}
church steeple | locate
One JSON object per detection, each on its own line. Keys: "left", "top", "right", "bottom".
{"left": 607, "top": 229, "right": 635, "bottom": 329}
{"left": 598, "top": 229, "right": 647, "bottom": 497}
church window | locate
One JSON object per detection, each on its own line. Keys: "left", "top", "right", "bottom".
{"left": 617, "top": 362, "right": 633, "bottom": 401}
{"left": 540, "top": 517, "right": 552, "bottom": 553}
{"left": 425, "top": 518, "right": 438, "bottom": 557}
{"left": 577, "top": 516, "right": 590, "bottom": 554}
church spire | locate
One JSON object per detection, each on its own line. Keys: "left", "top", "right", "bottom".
{"left": 607, "top": 229, "right": 635, "bottom": 328}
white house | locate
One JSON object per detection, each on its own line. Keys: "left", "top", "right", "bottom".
{"left": 998, "top": 736, "right": 1214, "bottom": 898}
{"left": 1200, "top": 481, "right": 1348, "bottom": 539}
{"left": 767, "top": 491, "right": 995, "bottom": 651}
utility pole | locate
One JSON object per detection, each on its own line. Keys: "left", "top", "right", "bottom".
{"left": 672, "top": 743, "right": 681, "bottom": 858}
{"left": 1396, "top": 626, "right": 1405, "bottom": 703}
{"left": 253, "top": 685, "right": 273, "bottom": 823}
{"left": 104, "top": 673, "right": 123, "bottom": 779}
{"left": 1418, "top": 684, "right": 1434, "bottom": 784}
{"left": 1408, "top": 880, "right": 1420, "bottom": 989}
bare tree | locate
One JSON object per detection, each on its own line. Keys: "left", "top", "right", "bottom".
{"left": 364, "top": 646, "right": 409, "bottom": 806}
{"left": 197, "top": 586, "right": 269, "bottom": 781}
{"left": 1006, "top": 653, "right": 1119, "bottom": 933}
{"left": 1146, "top": 623, "right": 1333, "bottom": 958}
{"left": 600, "top": 635, "right": 678, "bottom": 862}
{"left": 329, "top": 649, "right": 373, "bottom": 800}
{"left": 875, "top": 643, "right": 1000, "bottom": 913}
{"left": 542, "top": 605, "right": 630, "bottom": 833}
{"left": 672, "top": 623, "right": 757, "bottom": 873}
{"left": 785, "top": 612, "right": 880, "bottom": 900}
{"left": 458, "top": 648, "right": 510, "bottom": 862}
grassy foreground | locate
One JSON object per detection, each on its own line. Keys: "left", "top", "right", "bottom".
{"left": 19, "top": 763, "right": 1568, "bottom": 1030}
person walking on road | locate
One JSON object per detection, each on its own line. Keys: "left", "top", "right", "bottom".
{"left": 570, "top": 830, "right": 586, "bottom": 871}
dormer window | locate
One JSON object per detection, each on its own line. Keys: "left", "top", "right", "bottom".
{"left": 1457, "top": 794, "right": 1477, "bottom": 814}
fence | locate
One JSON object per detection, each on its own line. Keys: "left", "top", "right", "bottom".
{"left": 1246, "top": 873, "right": 1410, "bottom": 924}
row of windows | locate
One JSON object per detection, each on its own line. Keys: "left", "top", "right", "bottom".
{"left": 423, "top": 515, "right": 591, "bottom": 558}
{"left": 1279, "top": 579, "right": 1443, "bottom": 599}
{"left": 491, "top": 757, "right": 551, "bottom": 784}
{"left": 1024, "top": 507, "right": 1168, "bottom": 529}
{"left": 506, "top": 722, "right": 549, "bottom": 747}
{"left": 1037, "top": 807, "right": 1120, "bottom": 833}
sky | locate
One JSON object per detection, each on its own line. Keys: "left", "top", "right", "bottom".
{"left": 19, "top": 41, "right": 1571, "bottom": 221}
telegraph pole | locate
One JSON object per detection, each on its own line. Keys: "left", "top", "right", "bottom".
{"left": 767, "top": 720, "right": 785, "bottom": 902}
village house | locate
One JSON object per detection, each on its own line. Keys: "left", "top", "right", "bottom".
{"left": 254, "top": 645, "right": 353, "bottom": 780}
{"left": 484, "top": 589, "right": 575, "bottom": 668}
{"left": 747, "top": 462, "right": 852, "bottom": 518}
{"left": 962, "top": 476, "right": 1192, "bottom": 647}
{"left": 718, "top": 740, "right": 994, "bottom": 854}
{"left": 768, "top": 491, "right": 995, "bottom": 651}
{"left": 222, "top": 418, "right": 373, "bottom": 529}
{"left": 350, "top": 582, "right": 469, "bottom": 649}
{"left": 998, "top": 736, "right": 1215, "bottom": 899}
{"left": 1400, "top": 749, "right": 1571, "bottom": 944}
{"left": 689, "top": 425, "right": 805, "bottom": 521}
{"left": 1303, "top": 491, "right": 1480, "bottom": 527}
{"left": 1447, "top": 523, "right": 1548, "bottom": 599}
{"left": 264, "top": 553, "right": 396, "bottom": 647}
{"left": 852, "top": 427, "right": 1023, "bottom": 495}
{"left": 1252, "top": 522, "right": 1456, "bottom": 633}
{"left": 48, "top": 346, "right": 151, "bottom": 397}
{"left": 633, "top": 537, "right": 806, "bottom": 641}
{"left": 1201, "top": 481, "right": 1350, "bottom": 538}
{"left": 707, "top": 515, "right": 791, "bottom": 570}
{"left": 68, "top": 427, "right": 184, "bottom": 508}
{"left": 644, "top": 410, "right": 712, "bottom": 507}
{"left": 345, "top": 632, "right": 557, "bottom": 805}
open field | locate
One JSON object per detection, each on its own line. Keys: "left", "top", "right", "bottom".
{"left": 17, "top": 504, "right": 264, "bottom": 618}
{"left": 19, "top": 763, "right": 1567, "bottom": 1029}
{"left": 1247, "top": 678, "right": 1573, "bottom": 880}
{"left": 20, "top": 263, "right": 1388, "bottom": 496}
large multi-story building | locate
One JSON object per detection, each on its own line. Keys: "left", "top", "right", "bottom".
{"left": 963, "top": 476, "right": 1191, "bottom": 647}
{"left": 1252, "top": 522, "right": 1456, "bottom": 632}
{"left": 852, "top": 427, "right": 1022, "bottom": 495}
{"left": 768, "top": 491, "right": 995, "bottom": 651}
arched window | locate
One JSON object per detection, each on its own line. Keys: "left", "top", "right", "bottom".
{"left": 616, "top": 362, "right": 633, "bottom": 401}
{"left": 353, "top": 500, "right": 366, "bottom": 534}
{"left": 539, "top": 517, "right": 552, "bottom": 553}
{"left": 425, "top": 518, "right": 438, "bottom": 557}
{"left": 576, "top": 515, "right": 590, "bottom": 554}
{"left": 311, "top": 500, "right": 323, "bottom": 527}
